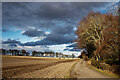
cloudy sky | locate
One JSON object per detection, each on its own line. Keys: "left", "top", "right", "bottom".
{"left": 1, "top": 2, "right": 117, "bottom": 56}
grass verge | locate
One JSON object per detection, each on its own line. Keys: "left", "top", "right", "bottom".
{"left": 87, "top": 61, "right": 120, "bottom": 78}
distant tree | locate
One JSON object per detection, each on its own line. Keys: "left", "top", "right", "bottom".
{"left": 26, "top": 52, "right": 30, "bottom": 56}
{"left": 72, "top": 54, "right": 75, "bottom": 58}
{"left": 65, "top": 55, "right": 68, "bottom": 58}
{"left": 41, "top": 52, "right": 44, "bottom": 57}
{"left": 61, "top": 53, "right": 64, "bottom": 58}
{"left": 50, "top": 51, "right": 54, "bottom": 57}
{"left": 44, "top": 51, "right": 49, "bottom": 57}
{"left": 32, "top": 51, "right": 37, "bottom": 56}
{"left": 21, "top": 49, "right": 26, "bottom": 56}
{"left": 9, "top": 49, "right": 12, "bottom": 55}
{"left": 2, "top": 49, "right": 6, "bottom": 55}
{"left": 49, "top": 52, "right": 52, "bottom": 57}
{"left": 37, "top": 52, "right": 41, "bottom": 57}
{"left": 10, "top": 49, "right": 16, "bottom": 55}
{"left": 52, "top": 52, "right": 55, "bottom": 57}
{"left": 58, "top": 52, "right": 63, "bottom": 58}
{"left": 13, "top": 49, "right": 19, "bottom": 56}
{"left": 0, "top": 49, "right": 2, "bottom": 55}
{"left": 56, "top": 52, "right": 59, "bottom": 57}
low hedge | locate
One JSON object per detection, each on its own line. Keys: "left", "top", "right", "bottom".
{"left": 91, "top": 59, "right": 120, "bottom": 75}
{"left": 105, "top": 60, "right": 120, "bottom": 65}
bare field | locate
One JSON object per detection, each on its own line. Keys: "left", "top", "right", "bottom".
{"left": 2, "top": 55, "right": 79, "bottom": 78}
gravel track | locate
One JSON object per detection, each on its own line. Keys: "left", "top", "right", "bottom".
{"left": 70, "top": 59, "right": 112, "bottom": 78}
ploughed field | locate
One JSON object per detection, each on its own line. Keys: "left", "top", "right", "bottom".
{"left": 2, "top": 55, "right": 78, "bottom": 78}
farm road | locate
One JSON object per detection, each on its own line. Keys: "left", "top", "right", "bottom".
{"left": 70, "top": 59, "right": 112, "bottom": 78}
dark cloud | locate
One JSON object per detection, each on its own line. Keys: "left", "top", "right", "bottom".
{"left": 2, "top": 39, "right": 21, "bottom": 47}
{"left": 9, "top": 43, "right": 17, "bottom": 47}
{"left": 53, "top": 25, "right": 74, "bottom": 34}
{"left": 2, "top": 2, "right": 111, "bottom": 47}
{"left": 22, "top": 32, "right": 76, "bottom": 46}
{"left": 64, "top": 48, "right": 81, "bottom": 52}
{"left": 2, "top": 2, "right": 109, "bottom": 31}
{"left": 2, "top": 39, "right": 21, "bottom": 44}
{"left": 20, "top": 24, "right": 76, "bottom": 46}
{"left": 2, "top": 32, "right": 76, "bottom": 46}
{"left": 69, "top": 49, "right": 81, "bottom": 52}
{"left": 22, "top": 28, "right": 46, "bottom": 37}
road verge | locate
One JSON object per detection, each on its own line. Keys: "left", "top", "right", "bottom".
{"left": 86, "top": 61, "right": 120, "bottom": 78}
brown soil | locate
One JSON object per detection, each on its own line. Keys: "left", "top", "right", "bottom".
{"left": 2, "top": 56, "right": 111, "bottom": 79}
{"left": 2, "top": 56, "right": 78, "bottom": 78}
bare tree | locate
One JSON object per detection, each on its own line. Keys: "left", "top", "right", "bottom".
{"left": 76, "top": 12, "right": 119, "bottom": 61}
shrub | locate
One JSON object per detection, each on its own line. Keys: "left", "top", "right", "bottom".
{"left": 111, "top": 65, "right": 120, "bottom": 75}
{"left": 91, "top": 59, "right": 101, "bottom": 69}
{"left": 91, "top": 59, "right": 120, "bottom": 75}
{"left": 91, "top": 59, "right": 111, "bottom": 70}
{"left": 100, "top": 63, "right": 111, "bottom": 70}
{"left": 105, "top": 60, "right": 119, "bottom": 65}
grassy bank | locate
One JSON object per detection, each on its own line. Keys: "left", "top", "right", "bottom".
{"left": 86, "top": 60, "right": 120, "bottom": 78}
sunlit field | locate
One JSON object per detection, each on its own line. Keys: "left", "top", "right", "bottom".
{"left": 1, "top": 1, "right": 120, "bottom": 79}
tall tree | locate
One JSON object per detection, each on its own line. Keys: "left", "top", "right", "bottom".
{"left": 76, "top": 12, "right": 119, "bottom": 60}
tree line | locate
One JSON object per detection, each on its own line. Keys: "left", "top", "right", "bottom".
{"left": 1, "top": 49, "right": 30, "bottom": 56}
{"left": 0, "top": 49, "right": 75, "bottom": 58}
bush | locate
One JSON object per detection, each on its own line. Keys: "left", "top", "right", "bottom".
{"left": 91, "top": 59, "right": 101, "bottom": 69}
{"left": 100, "top": 63, "right": 111, "bottom": 70}
{"left": 105, "top": 60, "right": 119, "bottom": 65}
{"left": 111, "top": 65, "right": 120, "bottom": 75}
{"left": 91, "top": 59, "right": 111, "bottom": 70}
{"left": 91, "top": 59, "right": 120, "bottom": 75}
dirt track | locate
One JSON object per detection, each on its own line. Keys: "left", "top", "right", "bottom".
{"left": 70, "top": 59, "right": 112, "bottom": 78}
{"left": 2, "top": 56, "right": 78, "bottom": 78}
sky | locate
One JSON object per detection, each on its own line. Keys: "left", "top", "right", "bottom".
{"left": 1, "top": 2, "right": 118, "bottom": 56}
